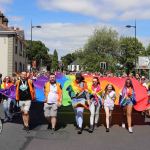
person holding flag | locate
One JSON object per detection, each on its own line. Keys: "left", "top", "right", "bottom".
{"left": 16, "top": 72, "right": 35, "bottom": 132}
{"left": 88, "top": 77, "right": 102, "bottom": 133}
{"left": 44, "top": 73, "right": 62, "bottom": 134}
{"left": 119, "top": 78, "right": 136, "bottom": 133}
{"left": 67, "top": 73, "right": 90, "bottom": 134}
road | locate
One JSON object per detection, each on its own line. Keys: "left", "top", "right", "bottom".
{"left": 0, "top": 103, "right": 150, "bottom": 150}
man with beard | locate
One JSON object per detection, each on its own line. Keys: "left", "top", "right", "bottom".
{"left": 16, "top": 72, "right": 35, "bottom": 132}
{"left": 44, "top": 73, "right": 62, "bottom": 133}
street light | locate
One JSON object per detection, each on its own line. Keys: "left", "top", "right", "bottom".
{"left": 30, "top": 21, "right": 42, "bottom": 71}
{"left": 125, "top": 20, "right": 137, "bottom": 72}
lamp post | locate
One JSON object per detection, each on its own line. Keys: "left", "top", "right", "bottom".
{"left": 125, "top": 20, "right": 137, "bottom": 72}
{"left": 30, "top": 21, "right": 42, "bottom": 71}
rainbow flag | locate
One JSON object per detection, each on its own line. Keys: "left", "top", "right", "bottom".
{"left": 0, "top": 74, "right": 149, "bottom": 111}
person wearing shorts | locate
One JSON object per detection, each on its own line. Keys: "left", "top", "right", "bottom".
{"left": 16, "top": 72, "right": 35, "bottom": 132}
{"left": 119, "top": 78, "right": 136, "bottom": 133}
{"left": 102, "top": 84, "right": 116, "bottom": 132}
{"left": 44, "top": 73, "right": 62, "bottom": 133}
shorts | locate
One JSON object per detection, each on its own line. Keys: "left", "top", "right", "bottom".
{"left": 19, "top": 100, "right": 31, "bottom": 113}
{"left": 122, "top": 100, "right": 133, "bottom": 107}
{"left": 104, "top": 105, "right": 114, "bottom": 111}
{"left": 44, "top": 103, "right": 58, "bottom": 117}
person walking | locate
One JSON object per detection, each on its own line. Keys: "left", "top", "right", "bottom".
{"left": 88, "top": 77, "right": 102, "bottom": 133}
{"left": 1, "top": 76, "right": 13, "bottom": 122}
{"left": 119, "top": 78, "right": 136, "bottom": 133}
{"left": 16, "top": 72, "right": 35, "bottom": 132}
{"left": 103, "top": 84, "right": 116, "bottom": 132}
{"left": 67, "top": 73, "right": 89, "bottom": 134}
{"left": 44, "top": 73, "right": 62, "bottom": 133}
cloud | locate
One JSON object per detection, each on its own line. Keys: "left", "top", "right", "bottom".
{"left": 26, "top": 23, "right": 100, "bottom": 57}
{"left": 24, "top": 22, "right": 127, "bottom": 57}
{"left": 8, "top": 16, "right": 23, "bottom": 22}
{"left": 37, "top": 0, "right": 150, "bottom": 20}
{"left": 0, "top": 0, "right": 13, "bottom": 12}
{"left": 25, "top": 22, "right": 150, "bottom": 58}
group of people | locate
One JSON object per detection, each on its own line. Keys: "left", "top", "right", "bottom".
{"left": 0, "top": 71, "right": 141, "bottom": 135}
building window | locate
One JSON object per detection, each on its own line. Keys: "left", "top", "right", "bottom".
{"left": 23, "top": 64, "right": 25, "bottom": 71}
{"left": 15, "top": 62, "right": 17, "bottom": 72}
{"left": 15, "top": 38, "right": 18, "bottom": 54}
{"left": 19, "top": 62, "right": 22, "bottom": 72}
{"left": 19, "top": 41, "right": 23, "bottom": 56}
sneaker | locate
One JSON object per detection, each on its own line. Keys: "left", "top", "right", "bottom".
{"left": 51, "top": 128, "right": 55, "bottom": 134}
{"left": 3, "top": 118, "right": 9, "bottom": 123}
{"left": 106, "top": 128, "right": 110, "bottom": 132}
{"left": 77, "top": 128, "right": 82, "bottom": 134}
{"left": 88, "top": 125, "right": 94, "bottom": 133}
{"left": 128, "top": 127, "right": 133, "bottom": 133}
{"left": 94, "top": 123, "right": 99, "bottom": 129}
{"left": 24, "top": 126, "right": 30, "bottom": 133}
{"left": 122, "top": 123, "right": 126, "bottom": 128}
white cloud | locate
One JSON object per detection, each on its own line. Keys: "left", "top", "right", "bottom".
{"left": 37, "top": 0, "right": 150, "bottom": 20}
{"left": 0, "top": 0, "right": 13, "bottom": 12}
{"left": 26, "top": 23, "right": 100, "bottom": 57}
{"left": 8, "top": 16, "right": 23, "bottom": 22}
{"left": 25, "top": 22, "right": 150, "bottom": 58}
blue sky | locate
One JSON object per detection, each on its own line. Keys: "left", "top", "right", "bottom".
{"left": 0, "top": 0, "right": 150, "bottom": 57}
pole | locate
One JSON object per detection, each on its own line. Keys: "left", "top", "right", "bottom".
{"left": 134, "top": 20, "right": 137, "bottom": 73}
{"left": 30, "top": 20, "right": 33, "bottom": 71}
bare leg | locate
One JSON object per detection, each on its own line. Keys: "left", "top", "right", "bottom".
{"left": 105, "top": 107, "right": 110, "bottom": 128}
{"left": 51, "top": 117, "right": 57, "bottom": 129}
{"left": 22, "top": 112, "right": 29, "bottom": 127}
{"left": 126, "top": 105, "right": 133, "bottom": 128}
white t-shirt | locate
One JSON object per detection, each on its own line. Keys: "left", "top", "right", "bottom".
{"left": 104, "top": 91, "right": 116, "bottom": 107}
{"left": 47, "top": 84, "right": 58, "bottom": 104}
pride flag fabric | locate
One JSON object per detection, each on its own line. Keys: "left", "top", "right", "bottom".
{"left": 0, "top": 74, "right": 149, "bottom": 111}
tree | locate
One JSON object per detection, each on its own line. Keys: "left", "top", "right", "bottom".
{"left": 119, "top": 37, "right": 145, "bottom": 73}
{"left": 61, "top": 53, "right": 75, "bottom": 70}
{"left": 26, "top": 40, "right": 52, "bottom": 69}
{"left": 81, "top": 27, "right": 119, "bottom": 72}
{"left": 52, "top": 49, "right": 59, "bottom": 71}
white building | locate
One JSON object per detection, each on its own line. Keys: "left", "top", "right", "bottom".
{"left": 0, "top": 11, "right": 27, "bottom": 77}
{"left": 68, "top": 60, "right": 80, "bottom": 72}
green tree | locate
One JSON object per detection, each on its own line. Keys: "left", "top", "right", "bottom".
{"left": 82, "top": 27, "right": 119, "bottom": 72}
{"left": 119, "top": 37, "right": 145, "bottom": 73}
{"left": 52, "top": 49, "right": 59, "bottom": 71}
{"left": 26, "top": 40, "right": 52, "bottom": 68}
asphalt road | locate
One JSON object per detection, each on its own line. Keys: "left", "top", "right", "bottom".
{"left": 0, "top": 103, "right": 150, "bottom": 150}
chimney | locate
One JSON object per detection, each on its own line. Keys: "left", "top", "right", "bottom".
{"left": 3, "top": 17, "right": 9, "bottom": 26}
{"left": 10, "top": 26, "right": 15, "bottom": 30}
{"left": 0, "top": 11, "right": 4, "bottom": 24}
{"left": 16, "top": 27, "right": 20, "bottom": 31}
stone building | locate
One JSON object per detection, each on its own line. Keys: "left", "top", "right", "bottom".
{"left": 0, "top": 11, "right": 27, "bottom": 77}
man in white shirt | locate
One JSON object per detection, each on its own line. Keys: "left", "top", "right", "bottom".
{"left": 44, "top": 73, "right": 62, "bottom": 133}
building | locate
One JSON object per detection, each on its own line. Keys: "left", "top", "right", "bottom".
{"left": 0, "top": 11, "right": 27, "bottom": 77}
{"left": 68, "top": 60, "right": 80, "bottom": 72}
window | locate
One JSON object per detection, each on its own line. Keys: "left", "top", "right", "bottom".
{"left": 19, "top": 62, "right": 22, "bottom": 72}
{"left": 15, "top": 38, "right": 18, "bottom": 54}
{"left": 19, "top": 41, "right": 22, "bottom": 56}
{"left": 15, "top": 62, "right": 17, "bottom": 72}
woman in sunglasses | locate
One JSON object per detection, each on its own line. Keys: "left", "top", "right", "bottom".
{"left": 88, "top": 77, "right": 102, "bottom": 133}
{"left": 119, "top": 78, "right": 136, "bottom": 133}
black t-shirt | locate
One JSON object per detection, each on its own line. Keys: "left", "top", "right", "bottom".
{"left": 18, "top": 79, "right": 33, "bottom": 101}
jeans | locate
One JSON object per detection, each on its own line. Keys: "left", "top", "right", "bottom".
{"left": 89, "top": 101, "right": 100, "bottom": 125}
{"left": 3, "top": 98, "right": 15, "bottom": 119}
{"left": 72, "top": 98, "right": 85, "bottom": 128}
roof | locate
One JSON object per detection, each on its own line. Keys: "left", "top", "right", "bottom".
{"left": 69, "top": 60, "right": 79, "bottom": 65}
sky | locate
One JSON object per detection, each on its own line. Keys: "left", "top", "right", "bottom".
{"left": 1, "top": 0, "right": 150, "bottom": 58}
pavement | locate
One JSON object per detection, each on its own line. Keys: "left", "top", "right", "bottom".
{"left": 0, "top": 103, "right": 150, "bottom": 150}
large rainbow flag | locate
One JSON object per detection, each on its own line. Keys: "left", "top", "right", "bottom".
{"left": 0, "top": 73, "right": 149, "bottom": 111}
